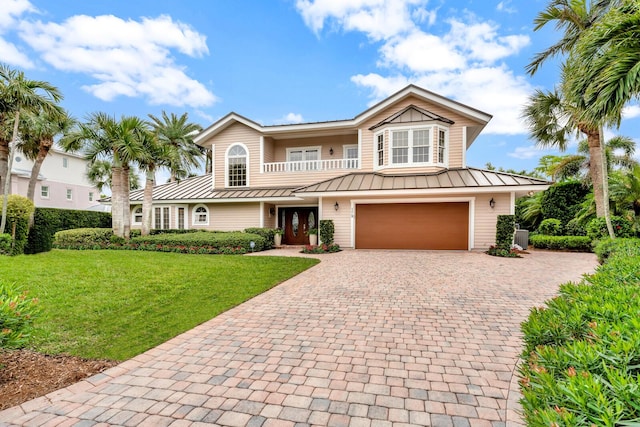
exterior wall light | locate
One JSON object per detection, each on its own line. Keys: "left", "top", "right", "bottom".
{"left": 329, "top": 147, "right": 334, "bottom": 155}
{"left": 489, "top": 197, "right": 495, "bottom": 208}
{"left": 334, "top": 201, "right": 339, "bottom": 211}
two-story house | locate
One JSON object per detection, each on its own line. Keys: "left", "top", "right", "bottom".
{"left": 129, "top": 85, "right": 549, "bottom": 250}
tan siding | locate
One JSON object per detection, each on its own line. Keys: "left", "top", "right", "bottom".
{"left": 321, "top": 197, "right": 352, "bottom": 248}
{"left": 254, "top": 169, "right": 353, "bottom": 187}
{"left": 272, "top": 134, "right": 357, "bottom": 162}
{"left": 264, "top": 137, "right": 275, "bottom": 163}
{"left": 473, "top": 193, "right": 511, "bottom": 249}
{"left": 209, "top": 123, "right": 261, "bottom": 188}
{"left": 263, "top": 203, "right": 276, "bottom": 228}
{"left": 207, "top": 203, "right": 261, "bottom": 231}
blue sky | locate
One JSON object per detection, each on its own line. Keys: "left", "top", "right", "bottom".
{"left": 2, "top": 0, "right": 639, "bottom": 176}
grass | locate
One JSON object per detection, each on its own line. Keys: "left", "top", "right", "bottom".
{"left": 0, "top": 250, "right": 318, "bottom": 360}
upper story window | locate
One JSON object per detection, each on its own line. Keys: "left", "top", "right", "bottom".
{"left": 62, "top": 157, "right": 69, "bottom": 168}
{"left": 376, "top": 133, "right": 384, "bottom": 167}
{"left": 193, "top": 204, "right": 209, "bottom": 225}
{"left": 343, "top": 144, "right": 358, "bottom": 169}
{"left": 386, "top": 126, "right": 448, "bottom": 167}
{"left": 227, "top": 144, "right": 248, "bottom": 187}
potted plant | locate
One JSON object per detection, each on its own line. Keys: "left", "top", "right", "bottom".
{"left": 273, "top": 228, "right": 283, "bottom": 246}
{"left": 306, "top": 228, "right": 318, "bottom": 246}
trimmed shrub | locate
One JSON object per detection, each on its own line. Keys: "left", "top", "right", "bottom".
{"left": 244, "top": 227, "right": 276, "bottom": 248}
{"left": 586, "top": 215, "right": 634, "bottom": 240}
{"left": 130, "top": 232, "right": 267, "bottom": 253}
{"left": 537, "top": 218, "right": 563, "bottom": 236}
{"left": 564, "top": 218, "right": 586, "bottom": 236}
{"left": 319, "top": 220, "right": 335, "bottom": 245}
{"left": 0, "top": 195, "right": 35, "bottom": 255}
{"left": 519, "top": 245, "right": 640, "bottom": 426}
{"left": 495, "top": 215, "right": 515, "bottom": 249}
{"left": 529, "top": 235, "right": 592, "bottom": 252}
{"left": 0, "top": 281, "right": 39, "bottom": 349}
{"left": 593, "top": 237, "right": 640, "bottom": 264}
{"left": 301, "top": 243, "right": 341, "bottom": 254}
{"left": 0, "top": 234, "right": 10, "bottom": 256}
{"left": 540, "top": 181, "right": 590, "bottom": 226}
{"left": 53, "top": 228, "right": 114, "bottom": 249}
{"left": 25, "top": 207, "right": 112, "bottom": 254}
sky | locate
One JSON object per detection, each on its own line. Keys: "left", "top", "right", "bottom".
{"left": 2, "top": 0, "right": 639, "bottom": 179}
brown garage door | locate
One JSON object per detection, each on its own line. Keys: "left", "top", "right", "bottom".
{"left": 355, "top": 202, "right": 469, "bottom": 250}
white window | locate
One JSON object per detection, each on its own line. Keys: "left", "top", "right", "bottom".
{"left": 389, "top": 126, "right": 447, "bottom": 166}
{"left": 89, "top": 192, "right": 94, "bottom": 202}
{"left": 287, "top": 147, "right": 320, "bottom": 171}
{"left": 227, "top": 144, "right": 248, "bottom": 187}
{"left": 133, "top": 206, "right": 143, "bottom": 224}
{"left": 66, "top": 189, "right": 73, "bottom": 201}
{"left": 376, "top": 133, "right": 384, "bottom": 167}
{"left": 177, "top": 207, "right": 185, "bottom": 230}
{"left": 41, "top": 186, "right": 49, "bottom": 199}
{"left": 62, "top": 157, "right": 68, "bottom": 168}
{"left": 343, "top": 144, "right": 358, "bottom": 169}
{"left": 192, "top": 204, "right": 209, "bottom": 225}
{"left": 154, "top": 207, "right": 170, "bottom": 230}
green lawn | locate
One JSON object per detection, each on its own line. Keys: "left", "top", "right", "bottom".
{"left": 0, "top": 250, "right": 318, "bottom": 360}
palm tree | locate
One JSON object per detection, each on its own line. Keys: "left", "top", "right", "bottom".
{"left": 61, "top": 113, "right": 146, "bottom": 238}
{"left": 17, "top": 107, "right": 75, "bottom": 202}
{"left": 0, "top": 64, "right": 62, "bottom": 234}
{"left": 86, "top": 159, "right": 141, "bottom": 195}
{"left": 147, "top": 111, "right": 203, "bottom": 182}
{"left": 564, "top": 0, "right": 640, "bottom": 125}
{"left": 609, "top": 166, "right": 640, "bottom": 232}
{"left": 135, "top": 129, "right": 163, "bottom": 236}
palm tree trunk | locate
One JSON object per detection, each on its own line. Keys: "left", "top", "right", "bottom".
{"left": 122, "top": 164, "right": 131, "bottom": 240}
{"left": 584, "top": 126, "right": 605, "bottom": 217}
{"left": 27, "top": 138, "right": 53, "bottom": 202}
{"left": 599, "top": 127, "right": 615, "bottom": 238}
{"left": 141, "top": 169, "right": 154, "bottom": 236}
{"left": 1, "top": 111, "right": 20, "bottom": 234}
{"left": 111, "top": 165, "right": 124, "bottom": 237}
{"left": 0, "top": 140, "right": 8, "bottom": 190}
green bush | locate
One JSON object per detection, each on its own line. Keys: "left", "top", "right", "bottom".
{"left": 25, "top": 207, "right": 112, "bottom": 254}
{"left": 301, "top": 243, "right": 341, "bottom": 254}
{"left": 586, "top": 215, "right": 634, "bottom": 240}
{"left": 565, "top": 218, "right": 586, "bottom": 236}
{"left": 495, "top": 215, "right": 515, "bottom": 249}
{"left": 537, "top": 218, "right": 563, "bottom": 236}
{"left": 529, "top": 235, "right": 592, "bottom": 251}
{"left": 319, "top": 220, "right": 335, "bottom": 245}
{"left": 540, "top": 181, "right": 590, "bottom": 226}
{"left": 244, "top": 227, "right": 276, "bottom": 248}
{"left": 593, "top": 237, "right": 640, "bottom": 264}
{"left": 130, "top": 232, "right": 267, "bottom": 253}
{"left": 0, "top": 234, "right": 10, "bottom": 256}
{"left": 0, "top": 281, "right": 39, "bottom": 349}
{"left": 519, "top": 242, "right": 640, "bottom": 425}
{"left": 53, "top": 228, "right": 115, "bottom": 249}
{"left": 0, "top": 195, "right": 35, "bottom": 255}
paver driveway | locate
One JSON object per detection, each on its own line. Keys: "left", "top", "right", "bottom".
{"left": 1, "top": 250, "right": 597, "bottom": 427}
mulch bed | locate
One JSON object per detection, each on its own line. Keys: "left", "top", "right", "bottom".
{"left": 0, "top": 349, "right": 118, "bottom": 411}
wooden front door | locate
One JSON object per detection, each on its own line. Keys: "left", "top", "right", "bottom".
{"left": 283, "top": 207, "right": 317, "bottom": 245}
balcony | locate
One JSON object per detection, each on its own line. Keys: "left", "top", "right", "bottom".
{"left": 263, "top": 158, "right": 359, "bottom": 173}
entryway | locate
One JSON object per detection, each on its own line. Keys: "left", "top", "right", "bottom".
{"left": 280, "top": 207, "right": 318, "bottom": 245}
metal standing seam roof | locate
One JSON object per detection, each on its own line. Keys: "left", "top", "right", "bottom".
{"left": 293, "top": 168, "right": 550, "bottom": 194}
{"left": 128, "top": 174, "right": 299, "bottom": 202}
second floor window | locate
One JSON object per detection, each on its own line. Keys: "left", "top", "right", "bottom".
{"left": 390, "top": 127, "right": 442, "bottom": 166}
{"left": 438, "top": 128, "right": 447, "bottom": 164}
{"left": 376, "top": 133, "right": 384, "bottom": 167}
{"left": 62, "top": 157, "right": 69, "bottom": 168}
{"left": 227, "top": 144, "right": 247, "bottom": 187}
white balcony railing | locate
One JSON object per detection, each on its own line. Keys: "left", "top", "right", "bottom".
{"left": 263, "top": 159, "right": 359, "bottom": 173}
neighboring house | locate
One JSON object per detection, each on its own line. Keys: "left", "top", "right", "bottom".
{"left": 130, "top": 85, "right": 549, "bottom": 249}
{"left": 10, "top": 148, "right": 102, "bottom": 211}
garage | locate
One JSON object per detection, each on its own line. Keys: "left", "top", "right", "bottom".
{"left": 355, "top": 202, "right": 469, "bottom": 250}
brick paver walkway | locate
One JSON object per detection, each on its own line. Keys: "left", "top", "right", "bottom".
{"left": 0, "top": 250, "right": 597, "bottom": 427}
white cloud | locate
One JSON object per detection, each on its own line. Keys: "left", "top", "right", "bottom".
{"left": 0, "top": 37, "right": 34, "bottom": 68}
{"left": 496, "top": 1, "right": 517, "bottom": 14}
{"left": 623, "top": 104, "right": 640, "bottom": 119}
{"left": 0, "top": 0, "right": 35, "bottom": 29}
{"left": 298, "top": 2, "right": 532, "bottom": 135}
{"left": 0, "top": 0, "right": 35, "bottom": 68}
{"left": 18, "top": 14, "right": 216, "bottom": 107}
{"left": 508, "top": 145, "right": 549, "bottom": 160}
{"left": 275, "top": 112, "right": 305, "bottom": 124}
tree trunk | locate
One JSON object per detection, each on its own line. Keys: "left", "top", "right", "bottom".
{"left": 205, "top": 148, "right": 212, "bottom": 174}
{"left": 122, "top": 165, "right": 131, "bottom": 240}
{"left": 583, "top": 125, "right": 605, "bottom": 217}
{"left": 0, "top": 139, "right": 9, "bottom": 191}
{"left": 599, "top": 128, "right": 615, "bottom": 238}
{"left": 1, "top": 111, "right": 20, "bottom": 234}
{"left": 141, "top": 168, "right": 154, "bottom": 236}
{"left": 27, "top": 138, "right": 53, "bottom": 202}
{"left": 111, "top": 165, "right": 124, "bottom": 237}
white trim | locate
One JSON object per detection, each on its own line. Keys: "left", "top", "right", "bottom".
{"left": 510, "top": 192, "right": 516, "bottom": 215}
{"left": 386, "top": 125, "right": 449, "bottom": 168}
{"left": 131, "top": 205, "right": 143, "bottom": 225}
{"left": 436, "top": 126, "right": 449, "bottom": 166}
{"left": 318, "top": 196, "right": 323, "bottom": 243}
{"left": 225, "top": 143, "right": 250, "bottom": 188}
{"left": 351, "top": 197, "right": 475, "bottom": 250}
{"left": 192, "top": 203, "right": 210, "bottom": 226}
{"left": 373, "top": 131, "right": 385, "bottom": 171}
{"left": 357, "top": 129, "right": 362, "bottom": 170}
{"left": 211, "top": 145, "right": 215, "bottom": 188}
{"left": 286, "top": 146, "right": 321, "bottom": 162}
{"left": 297, "top": 185, "right": 551, "bottom": 198}
{"left": 153, "top": 205, "right": 172, "bottom": 230}
{"left": 176, "top": 205, "right": 189, "bottom": 230}
{"left": 259, "top": 136, "right": 264, "bottom": 174}
{"left": 66, "top": 188, "right": 73, "bottom": 201}
{"left": 40, "top": 185, "right": 50, "bottom": 199}
{"left": 259, "top": 201, "right": 264, "bottom": 227}
{"left": 461, "top": 126, "right": 467, "bottom": 168}
{"left": 343, "top": 144, "right": 359, "bottom": 170}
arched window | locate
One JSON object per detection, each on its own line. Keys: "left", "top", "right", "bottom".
{"left": 133, "top": 206, "right": 143, "bottom": 224}
{"left": 192, "top": 204, "right": 209, "bottom": 225}
{"left": 227, "top": 144, "right": 248, "bottom": 187}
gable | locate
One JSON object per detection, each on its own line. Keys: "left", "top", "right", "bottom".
{"left": 369, "top": 105, "right": 455, "bottom": 131}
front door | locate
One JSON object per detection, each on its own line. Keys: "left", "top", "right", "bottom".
{"left": 282, "top": 207, "right": 317, "bottom": 245}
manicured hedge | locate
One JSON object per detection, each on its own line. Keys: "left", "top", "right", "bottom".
{"left": 53, "top": 228, "right": 267, "bottom": 254}
{"left": 26, "top": 207, "right": 112, "bottom": 254}
{"left": 540, "top": 181, "right": 589, "bottom": 226}
{"left": 593, "top": 237, "right": 640, "bottom": 264}
{"left": 586, "top": 215, "right": 634, "bottom": 240}
{"left": 529, "top": 235, "right": 592, "bottom": 252}
{"left": 537, "top": 218, "right": 562, "bottom": 236}
{"left": 244, "top": 227, "right": 276, "bottom": 248}
{"left": 519, "top": 238, "right": 640, "bottom": 426}
{"left": 0, "top": 195, "right": 35, "bottom": 255}
{"left": 0, "top": 234, "right": 10, "bottom": 256}
{"left": 319, "top": 220, "right": 335, "bottom": 245}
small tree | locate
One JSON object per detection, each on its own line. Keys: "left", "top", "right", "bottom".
{"left": 319, "top": 220, "right": 335, "bottom": 245}
{"left": 0, "top": 194, "right": 34, "bottom": 255}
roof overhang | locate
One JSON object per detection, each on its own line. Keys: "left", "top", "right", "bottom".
{"left": 293, "top": 185, "right": 550, "bottom": 198}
